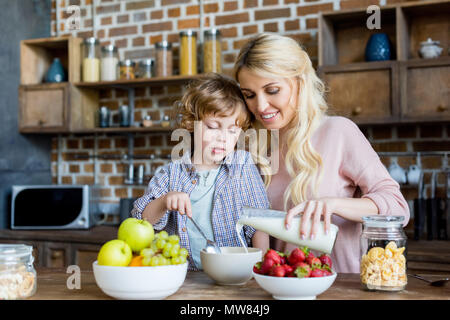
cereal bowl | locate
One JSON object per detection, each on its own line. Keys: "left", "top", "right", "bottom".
{"left": 253, "top": 271, "right": 337, "bottom": 300}
{"left": 92, "top": 261, "right": 188, "bottom": 300}
{"left": 200, "top": 247, "right": 262, "bottom": 285}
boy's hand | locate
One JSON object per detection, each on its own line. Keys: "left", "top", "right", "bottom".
{"left": 163, "top": 191, "right": 192, "bottom": 218}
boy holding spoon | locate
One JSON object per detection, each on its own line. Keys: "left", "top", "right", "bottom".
{"left": 131, "top": 74, "right": 270, "bottom": 270}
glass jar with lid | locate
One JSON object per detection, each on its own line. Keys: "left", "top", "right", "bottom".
{"left": 0, "top": 244, "right": 37, "bottom": 299}
{"left": 203, "top": 29, "right": 222, "bottom": 73}
{"left": 360, "top": 216, "right": 407, "bottom": 291}
{"left": 82, "top": 37, "right": 100, "bottom": 82}
{"left": 136, "top": 59, "right": 154, "bottom": 79}
{"left": 155, "top": 41, "right": 173, "bottom": 77}
{"left": 179, "top": 30, "right": 197, "bottom": 75}
{"left": 119, "top": 59, "right": 136, "bottom": 80}
{"left": 100, "top": 45, "right": 119, "bottom": 81}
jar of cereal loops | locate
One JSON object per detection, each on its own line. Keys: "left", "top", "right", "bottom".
{"left": 360, "top": 216, "right": 407, "bottom": 291}
{"left": 0, "top": 244, "right": 37, "bottom": 299}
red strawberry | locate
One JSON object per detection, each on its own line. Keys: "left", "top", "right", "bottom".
{"left": 282, "top": 264, "right": 293, "bottom": 276}
{"left": 310, "top": 268, "right": 325, "bottom": 277}
{"left": 253, "top": 262, "right": 262, "bottom": 274}
{"left": 322, "top": 269, "right": 333, "bottom": 276}
{"left": 270, "top": 265, "right": 286, "bottom": 277}
{"left": 310, "top": 257, "right": 322, "bottom": 268}
{"left": 264, "top": 249, "right": 281, "bottom": 265}
{"left": 294, "top": 262, "right": 312, "bottom": 278}
{"left": 305, "top": 251, "right": 316, "bottom": 265}
{"left": 288, "top": 247, "right": 308, "bottom": 265}
{"left": 319, "top": 254, "right": 333, "bottom": 269}
{"left": 260, "top": 257, "right": 275, "bottom": 275}
{"left": 280, "top": 255, "right": 287, "bottom": 265}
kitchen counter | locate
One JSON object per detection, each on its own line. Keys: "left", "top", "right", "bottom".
{"left": 30, "top": 268, "right": 449, "bottom": 300}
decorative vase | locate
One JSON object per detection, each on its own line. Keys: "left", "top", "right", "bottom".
{"left": 365, "top": 33, "right": 391, "bottom": 62}
{"left": 45, "top": 58, "right": 66, "bottom": 83}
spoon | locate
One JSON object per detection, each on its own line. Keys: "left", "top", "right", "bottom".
{"left": 187, "top": 216, "right": 221, "bottom": 254}
{"left": 408, "top": 274, "right": 450, "bottom": 287}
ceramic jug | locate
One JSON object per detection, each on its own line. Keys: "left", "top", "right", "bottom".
{"left": 45, "top": 58, "right": 66, "bottom": 83}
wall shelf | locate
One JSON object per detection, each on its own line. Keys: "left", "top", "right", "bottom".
{"left": 318, "top": 0, "right": 450, "bottom": 125}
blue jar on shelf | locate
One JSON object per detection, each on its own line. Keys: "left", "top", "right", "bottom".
{"left": 45, "top": 58, "right": 67, "bottom": 83}
{"left": 365, "top": 33, "right": 391, "bottom": 62}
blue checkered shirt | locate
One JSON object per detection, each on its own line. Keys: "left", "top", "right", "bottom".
{"left": 131, "top": 150, "right": 270, "bottom": 270}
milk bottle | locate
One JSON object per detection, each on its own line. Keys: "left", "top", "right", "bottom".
{"left": 237, "top": 206, "right": 339, "bottom": 254}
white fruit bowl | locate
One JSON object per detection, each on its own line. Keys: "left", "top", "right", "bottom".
{"left": 253, "top": 271, "right": 337, "bottom": 300}
{"left": 92, "top": 261, "right": 188, "bottom": 300}
{"left": 200, "top": 247, "right": 262, "bottom": 285}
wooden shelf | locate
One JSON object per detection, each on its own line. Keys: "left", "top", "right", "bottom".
{"left": 74, "top": 74, "right": 200, "bottom": 89}
{"left": 318, "top": 0, "right": 450, "bottom": 124}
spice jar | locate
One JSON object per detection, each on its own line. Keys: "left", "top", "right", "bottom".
{"left": 119, "top": 60, "right": 136, "bottom": 80}
{"left": 203, "top": 29, "right": 222, "bottom": 73}
{"left": 101, "top": 45, "right": 119, "bottom": 81}
{"left": 155, "top": 41, "right": 173, "bottom": 77}
{"left": 136, "top": 59, "right": 154, "bottom": 79}
{"left": 0, "top": 244, "right": 37, "bottom": 299}
{"left": 82, "top": 37, "right": 100, "bottom": 82}
{"left": 142, "top": 114, "right": 153, "bottom": 128}
{"left": 179, "top": 30, "right": 197, "bottom": 75}
{"left": 161, "top": 115, "right": 171, "bottom": 128}
{"left": 360, "top": 216, "right": 407, "bottom": 291}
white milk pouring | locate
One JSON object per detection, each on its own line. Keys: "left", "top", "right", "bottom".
{"left": 237, "top": 207, "right": 339, "bottom": 254}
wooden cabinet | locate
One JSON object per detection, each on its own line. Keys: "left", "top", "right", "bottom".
{"left": 18, "top": 83, "right": 98, "bottom": 133}
{"left": 19, "top": 83, "right": 69, "bottom": 132}
{"left": 321, "top": 61, "right": 399, "bottom": 124}
{"left": 400, "top": 58, "right": 450, "bottom": 122}
{"left": 18, "top": 36, "right": 99, "bottom": 134}
{"left": 318, "top": 0, "right": 450, "bottom": 124}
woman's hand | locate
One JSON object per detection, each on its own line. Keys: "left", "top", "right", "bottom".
{"left": 284, "top": 198, "right": 337, "bottom": 240}
{"left": 164, "top": 191, "right": 192, "bottom": 218}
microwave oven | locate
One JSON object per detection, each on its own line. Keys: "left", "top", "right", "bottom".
{"left": 11, "top": 185, "right": 100, "bottom": 229}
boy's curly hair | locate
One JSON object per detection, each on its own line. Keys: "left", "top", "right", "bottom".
{"left": 176, "top": 73, "right": 252, "bottom": 131}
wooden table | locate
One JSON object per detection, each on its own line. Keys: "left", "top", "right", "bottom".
{"left": 30, "top": 268, "right": 449, "bottom": 300}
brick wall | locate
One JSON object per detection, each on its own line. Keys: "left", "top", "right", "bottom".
{"left": 50, "top": 0, "right": 449, "bottom": 223}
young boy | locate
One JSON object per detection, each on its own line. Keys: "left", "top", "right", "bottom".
{"left": 131, "top": 74, "right": 270, "bottom": 270}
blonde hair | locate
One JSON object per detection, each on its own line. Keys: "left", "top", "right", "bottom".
{"left": 234, "top": 33, "right": 328, "bottom": 210}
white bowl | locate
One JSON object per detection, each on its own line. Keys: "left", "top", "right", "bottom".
{"left": 92, "top": 261, "right": 188, "bottom": 300}
{"left": 200, "top": 247, "right": 262, "bottom": 285}
{"left": 253, "top": 271, "right": 337, "bottom": 300}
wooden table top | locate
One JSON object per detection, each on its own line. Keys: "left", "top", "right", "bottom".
{"left": 30, "top": 268, "right": 449, "bottom": 300}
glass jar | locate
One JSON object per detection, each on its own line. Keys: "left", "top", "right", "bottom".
{"left": 82, "top": 37, "right": 100, "bottom": 82}
{"left": 155, "top": 41, "right": 173, "bottom": 77}
{"left": 119, "top": 60, "right": 136, "bottom": 80}
{"left": 203, "top": 29, "right": 222, "bottom": 73}
{"left": 360, "top": 216, "right": 407, "bottom": 291}
{"left": 136, "top": 59, "right": 154, "bottom": 79}
{"left": 0, "top": 244, "right": 37, "bottom": 300}
{"left": 161, "top": 115, "right": 171, "bottom": 128}
{"left": 100, "top": 45, "right": 119, "bottom": 81}
{"left": 179, "top": 30, "right": 197, "bottom": 75}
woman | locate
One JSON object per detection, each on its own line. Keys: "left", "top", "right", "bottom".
{"left": 234, "top": 33, "right": 410, "bottom": 273}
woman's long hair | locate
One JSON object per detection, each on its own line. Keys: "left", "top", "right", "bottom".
{"left": 234, "top": 33, "right": 328, "bottom": 210}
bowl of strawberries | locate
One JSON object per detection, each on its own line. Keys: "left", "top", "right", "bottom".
{"left": 252, "top": 247, "right": 337, "bottom": 300}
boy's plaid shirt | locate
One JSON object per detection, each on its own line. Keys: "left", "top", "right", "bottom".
{"left": 131, "top": 150, "right": 270, "bottom": 270}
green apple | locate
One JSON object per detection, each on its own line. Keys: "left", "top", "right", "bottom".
{"left": 97, "top": 239, "right": 132, "bottom": 266}
{"left": 117, "top": 218, "right": 155, "bottom": 253}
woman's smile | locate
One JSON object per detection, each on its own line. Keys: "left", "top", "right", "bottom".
{"left": 237, "top": 67, "right": 297, "bottom": 130}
